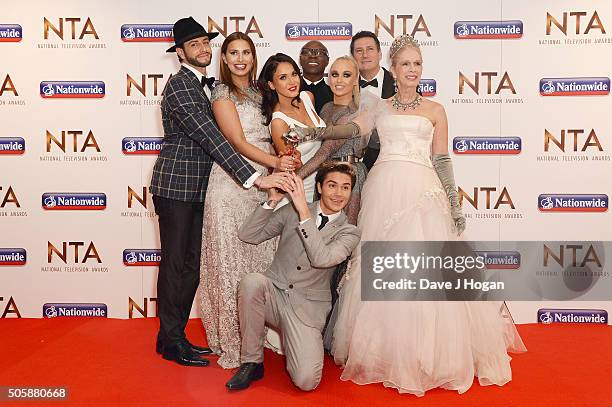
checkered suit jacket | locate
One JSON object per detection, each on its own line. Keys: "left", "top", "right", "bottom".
{"left": 150, "top": 66, "right": 256, "bottom": 202}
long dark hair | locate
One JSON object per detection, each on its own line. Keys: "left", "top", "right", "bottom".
{"left": 258, "top": 53, "right": 304, "bottom": 125}
{"left": 219, "top": 32, "right": 257, "bottom": 99}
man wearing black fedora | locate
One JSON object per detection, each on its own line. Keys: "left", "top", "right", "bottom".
{"left": 150, "top": 16, "right": 292, "bottom": 367}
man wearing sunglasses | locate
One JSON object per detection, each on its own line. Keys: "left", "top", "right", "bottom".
{"left": 299, "top": 41, "right": 333, "bottom": 114}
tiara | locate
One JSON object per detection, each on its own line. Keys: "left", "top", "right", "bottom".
{"left": 389, "top": 34, "right": 420, "bottom": 59}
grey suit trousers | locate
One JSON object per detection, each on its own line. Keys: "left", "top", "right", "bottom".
{"left": 238, "top": 273, "right": 324, "bottom": 391}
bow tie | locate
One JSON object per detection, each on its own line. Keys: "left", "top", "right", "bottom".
{"left": 359, "top": 78, "right": 378, "bottom": 88}
{"left": 201, "top": 76, "right": 215, "bottom": 90}
{"left": 318, "top": 213, "right": 329, "bottom": 230}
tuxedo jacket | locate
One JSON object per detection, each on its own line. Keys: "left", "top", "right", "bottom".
{"left": 380, "top": 67, "right": 395, "bottom": 99}
{"left": 362, "top": 67, "right": 394, "bottom": 169}
{"left": 150, "top": 66, "right": 256, "bottom": 202}
{"left": 238, "top": 201, "right": 361, "bottom": 330}
{"left": 304, "top": 80, "right": 333, "bottom": 115}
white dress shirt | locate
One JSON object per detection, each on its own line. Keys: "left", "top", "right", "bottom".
{"left": 299, "top": 202, "right": 341, "bottom": 227}
{"left": 303, "top": 77, "right": 326, "bottom": 87}
{"left": 360, "top": 67, "right": 385, "bottom": 99}
{"left": 181, "top": 62, "right": 212, "bottom": 99}
{"left": 261, "top": 201, "right": 340, "bottom": 228}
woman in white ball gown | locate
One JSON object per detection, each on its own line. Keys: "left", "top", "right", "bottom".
{"left": 327, "top": 35, "right": 527, "bottom": 396}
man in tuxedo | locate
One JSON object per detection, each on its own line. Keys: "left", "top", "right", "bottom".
{"left": 150, "top": 16, "right": 291, "bottom": 367}
{"left": 226, "top": 164, "right": 361, "bottom": 391}
{"left": 350, "top": 31, "right": 395, "bottom": 170}
{"left": 299, "top": 40, "right": 333, "bottom": 114}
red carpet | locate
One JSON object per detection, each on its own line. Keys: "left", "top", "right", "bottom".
{"left": 0, "top": 318, "right": 610, "bottom": 406}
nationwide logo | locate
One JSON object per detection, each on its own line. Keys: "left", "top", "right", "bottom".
{"left": 123, "top": 249, "right": 161, "bottom": 266}
{"left": 538, "top": 309, "right": 608, "bottom": 325}
{"left": 0, "top": 248, "right": 26, "bottom": 266}
{"left": 122, "top": 137, "right": 163, "bottom": 154}
{"left": 454, "top": 20, "right": 523, "bottom": 39}
{"left": 538, "top": 194, "right": 608, "bottom": 212}
{"left": 121, "top": 24, "right": 173, "bottom": 42}
{"left": 418, "top": 79, "right": 436, "bottom": 96}
{"left": 540, "top": 77, "right": 610, "bottom": 96}
{"left": 0, "top": 137, "right": 25, "bottom": 155}
{"left": 42, "top": 193, "right": 107, "bottom": 210}
{"left": 43, "top": 303, "right": 108, "bottom": 318}
{"left": 40, "top": 81, "right": 105, "bottom": 98}
{"left": 0, "top": 24, "right": 22, "bottom": 42}
{"left": 285, "top": 22, "right": 352, "bottom": 40}
{"left": 453, "top": 137, "right": 521, "bottom": 155}
{"left": 474, "top": 251, "right": 520, "bottom": 269}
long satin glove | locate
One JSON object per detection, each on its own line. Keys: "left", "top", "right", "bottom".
{"left": 432, "top": 154, "right": 466, "bottom": 236}
{"left": 283, "top": 122, "right": 360, "bottom": 144}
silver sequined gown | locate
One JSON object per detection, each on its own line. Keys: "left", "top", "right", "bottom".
{"left": 198, "top": 84, "right": 275, "bottom": 369}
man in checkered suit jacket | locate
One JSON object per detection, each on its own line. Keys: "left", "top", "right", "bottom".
{"left": 150, "top": 17, "right": 290, "bottom": 367}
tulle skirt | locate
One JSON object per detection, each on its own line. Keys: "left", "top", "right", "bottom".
{"left": 331, "top": 160, "right": 526, "bottom": 396}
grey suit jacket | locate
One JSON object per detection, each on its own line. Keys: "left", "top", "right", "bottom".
{"left": 238, "top": 201, "right": 361, "bottom": 330}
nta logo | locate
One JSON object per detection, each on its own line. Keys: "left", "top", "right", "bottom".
{"left": 546, "top": 11, "right": 605, "bottom": 35}
{"left": 459, "top": 72, "right": 516, "bottom": 95}
{"left": 47, "top": 241, "right": 101, "bottom": 263}
{"left": 43, "top": 17, "right": 99, "bottom": 40}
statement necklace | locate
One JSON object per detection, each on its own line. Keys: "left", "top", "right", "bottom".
{"left": 392, "top": 93, "right": 422, "bottom": 111}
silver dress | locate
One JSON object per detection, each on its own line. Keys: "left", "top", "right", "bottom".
{"left": 198, "top": 84, "right": 276, "bottom": 368}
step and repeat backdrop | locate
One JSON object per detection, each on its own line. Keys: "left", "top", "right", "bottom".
{"left": 1, "top": 0, "right": 611, "bottom": 324}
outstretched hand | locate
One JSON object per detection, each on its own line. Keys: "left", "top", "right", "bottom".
{"left": 254, "top": 172, "right": 294, "bottom": 192}
{"left": 283, "top": 127, "right": 317, "bottom": 144}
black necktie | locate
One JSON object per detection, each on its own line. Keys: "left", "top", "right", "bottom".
{"left": 359, "top": 78, "right": 378, "bottom": 88}
{"left": 318, "top": 213, "right": 329, "bottom": 230}
{"left": 201, "top": 76, "right": 215, "bottom": 90}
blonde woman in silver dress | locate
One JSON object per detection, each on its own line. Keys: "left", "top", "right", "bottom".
{"left": 296, "top": 55, "right": 366, "bottom": 225}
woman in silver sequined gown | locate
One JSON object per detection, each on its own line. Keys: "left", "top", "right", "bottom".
{"left": 197, "top": 33, "right": 297, "bottom": 368}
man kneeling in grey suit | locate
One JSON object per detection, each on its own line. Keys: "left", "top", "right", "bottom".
{"left": 226, "top": 163, "right": 361, "bottom": 391}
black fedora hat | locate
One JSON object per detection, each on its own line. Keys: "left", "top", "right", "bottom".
{"left": 166, "top": 16, "right": 219, "bottom": 53}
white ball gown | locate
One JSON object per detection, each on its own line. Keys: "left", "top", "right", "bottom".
{"left": 331, "top": 98, "right": 526, "bottom": 396}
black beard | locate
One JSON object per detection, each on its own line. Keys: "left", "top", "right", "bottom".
{"left": 185, "top": 53, "right": 210, "bottom": 68}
